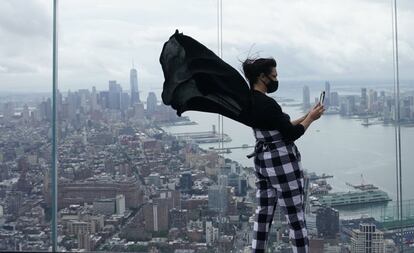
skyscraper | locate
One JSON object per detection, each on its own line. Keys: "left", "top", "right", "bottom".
{"left": 98, "top": 91, "right": 109, "bottom": 109}
{"left": 78, "top": 232, "right": 91, "bottom": 251}
{"left": 361, "top": 88, "right": 368, "bottom": 111}
{"left": 218, "top": 174, "right": 228, "bottom": 187}
{"left": 180, "top": 171, "right": 192, "bottom": 193}
{"left": 169, "top": 208, "right": 188, "bottom": 230}
{"left": 325, "top": 81, "right": 331, "bottom": 107}
{"left": 205, "top": 221, "right": 219, "bottom": 245}
{"left": 143, "top": 200, "right": 169, "bottom": 232}
{"left": 238, "top": 178, "right": 247, "bottom": 196}
{"left": 351, "top": 223, "right": 384, "bottom": 253}
{"left": 227, "top": 173, "right": 240, "bottom": 193}
{"left": 3, "top": 102, "right": 15, "bottom": 119}
{"left": 130, "top": 66, "right": 140, "bottom": 105}
{"left": 208, "top": 185, "right": 228, "bottom": 213}
{"left": 22, "top": 104, "right": 30, "bottom": 123}
{"left": 108, "top": 80, "right": 122, "bottom": 110}
{"left": 146, "top": 92, "right": 158, "bottom": 113}
{"left": 330, "top": 91, "right": 339, "bottom": 107}
{"left": 316, "top": 206, "right": 339, "bottom": 238}
{"left": 303, "top": 85, "right": 310, "bottom": 110}
{"left": 90, "top": 86, "right": 99, "bottom": 111}
{"left": 115, "top": 194, "right": 126, "bottom": 215}
{"left": 368, "top": 89, "right": 378, "bottom": 112}
{"left": 121, "top": 92, "right": 130, "bottom": 111}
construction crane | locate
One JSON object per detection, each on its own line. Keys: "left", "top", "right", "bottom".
{"left": 346, "top": 174, "right": 379, "bottom": 191}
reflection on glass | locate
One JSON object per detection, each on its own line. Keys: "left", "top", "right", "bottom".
{"left": 216, "top": 0, "right": 411, "bottom": 252}
{"left": 0, "top": 0, "right": 406, "bottom": 252}
{"left": 57, "top": 0, "right": 217, "bottom": 252}
{"left": 0, "top": 1, "right": 53, "bottom": 251}
{"left": 393, "top": 0, "right": 414, "bottom": 251}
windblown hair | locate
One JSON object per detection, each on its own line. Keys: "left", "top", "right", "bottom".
{"left": 242, "top": 57, "right": 277, "bottom": 89}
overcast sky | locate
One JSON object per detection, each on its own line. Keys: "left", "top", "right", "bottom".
{"left": 0, "top": 0, "right": 413, "bottom": 93}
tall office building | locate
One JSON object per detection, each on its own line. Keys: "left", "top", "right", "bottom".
{"left": 3, "top": 102, "right": 15, "bottom": 118}
{"left": 238, "top": 178, "right": 247, "bottom": 196}
{"left": 38, "top": 99, "right": 52, "bottom": 122}
{"left": 205, "top": 221, "right": 219, "bottom": 245}
{"left": 316, "top": 206, "right": 339, "bottom": 239}
{"left": 368, "top": 89, "right": 378, "bottom": 112}
{"left": 218, "top": 174, "right": 228, "bottom": 187}
{"left": 143, "top": 200, "right": 169, "bottom": 232}
{"left": 169, "top": 208, "right": 188, "bottom": 230}
{"left": 65, "top": 91, "right": 78, "bottom": 121}
{"left": 78, "top": 232, "right": 91, "bottom": 251}
{"left": 146, "top": 92, "right": 158, "bottom": 113}
{"left": 78, "top": 89, "right": 90, "bottom": 112}
{"left": 130, "top": 67, "right": 140, "bottom": 105}
{"left": 158, "top": 190, "right": 181, "bottom": 210}
{"left": 208, "top": 185, "right": 228, "bottom": 213}
{"left": 325, "top": 81, "right": 331, "bottom": 107}
{"left": 351, "top": 223, "right": 384, "bottom": 253}
{"left": 115, "top": 194, "right": 126, "bottom": 215}
{"left": 180, "top": 171, "right": 192, "bottom": 193}
{"left": 361, "top": 88, "right": 368, "bottom": 111}
{"left": 98, "top": 91, "right": 109, "bottom": 109}
{"left": 121, "top": 92, "right": 130, "bottom": 111}
{"left": 22, "top": 104, "right": 30, "bottom": 123}
{"left": 90, "top": 86, "right": 99, "bottom": 111}
{"left": 6, "top": 191, "right": 23, "bottom": 219}
{"left": 330, "top": 91, "right": 339, "bottom": 107}
{"left": 227, "top": 173, "right": 240, "bottom": 193}
{"left": 108, "top": 80, "right": 122, "bottom": 110}
{"left": 303, "top": 85, "right": 310, "bottom": 110}
{"left": 341, "top": 95, "right": 356, "bottom": 116}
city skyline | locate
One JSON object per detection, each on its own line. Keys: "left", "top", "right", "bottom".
{"left": 1, "top": 72, "right": 413, "bottom": 251}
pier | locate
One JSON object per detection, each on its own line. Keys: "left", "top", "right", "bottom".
{"left": 208, "top": 144, "right": 255, "bottom": 154}
{"left": 171, "top": 125, "right": 232, "bottom": 144}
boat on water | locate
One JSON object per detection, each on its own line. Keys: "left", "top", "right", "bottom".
{"left": 317, "top": 189, "right": 392, "bottom": 207}
{"left": 316, "top": 175, "right": 392, "bottom": 207}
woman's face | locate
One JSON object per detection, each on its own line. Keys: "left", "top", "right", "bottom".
{"left": 267, "top": 67, "right": 278, "bottom": 82}
{"left": 263, "top": 67, "right": 279, "bottom": 93}
{"left": 259, "top": 67, "right": 278, "bottom": 84}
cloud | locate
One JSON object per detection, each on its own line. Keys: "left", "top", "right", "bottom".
{"left": 0, "top": 0, "right": 413, "bottom": 92}
{"left": 0, "top": 0, "right": 50, "bottom": 38}
{"left": 0, "top": 0, "right": 52, "bottom": 91}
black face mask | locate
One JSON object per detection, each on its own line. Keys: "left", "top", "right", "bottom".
{"left": 266, "top": 78, "right": 279, "bottom": 93}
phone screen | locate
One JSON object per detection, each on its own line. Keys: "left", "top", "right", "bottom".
{"left": 320, "top": 91, "right": 325, "bottom": 104}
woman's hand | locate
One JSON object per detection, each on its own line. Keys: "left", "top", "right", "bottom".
{"left": 300, "top": 103, "right": 325, "bottom": 130}
{"left": 308, "top": 102, "right": 325, "bottom": 121}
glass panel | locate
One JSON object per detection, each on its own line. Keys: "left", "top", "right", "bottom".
{"left": 395, "top": 0, "right": 414, "bottom": 251}
{"left": 0, "top": 0, "right": 53, "bottom": 251}
{"left": 56, "top": 1, "right": 413, "bottom": 252}
{"left": 58, "top": 0, "right": 216, "bottom": 251}
{"left": 220, "top": 1, "right": 402, "bottom": 252}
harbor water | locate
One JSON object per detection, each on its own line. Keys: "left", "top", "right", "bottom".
{"left": 161, "top": 85, "right": 414, "bottom": 220}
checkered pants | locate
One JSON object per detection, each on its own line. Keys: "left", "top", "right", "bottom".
{"left": 248, "top": 129, "right": 309, "bottom": 253}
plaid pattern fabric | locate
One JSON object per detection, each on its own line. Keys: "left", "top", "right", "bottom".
{"left": 248, "top": 128, "right": 309, "bottom": 253}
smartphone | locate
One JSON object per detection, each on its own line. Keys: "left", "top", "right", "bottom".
{"left": 319, "top": 91, "right": 325, "bottom": 105}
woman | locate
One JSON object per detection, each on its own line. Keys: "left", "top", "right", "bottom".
{"left": 243, "top": 58, "right": 324, "bottom": 253}
{"left": 160, "top": 31, "right": 324, "bottom": 252}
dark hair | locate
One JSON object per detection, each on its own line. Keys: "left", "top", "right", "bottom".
{"left": 242, "top": 57, "right": 277, "bottom": 89}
